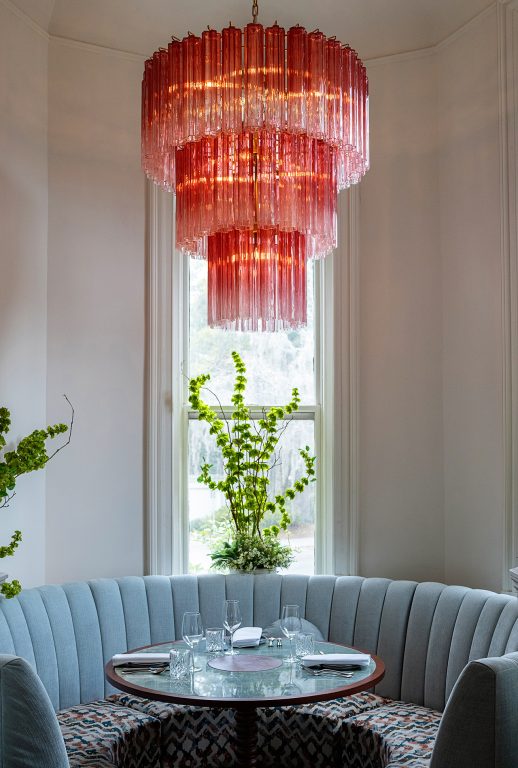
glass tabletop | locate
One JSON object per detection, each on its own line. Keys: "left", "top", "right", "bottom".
{"left": 107, "top": 640, "right": 383, "bottom": 708}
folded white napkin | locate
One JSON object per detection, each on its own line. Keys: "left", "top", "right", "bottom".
{"left": 112, "top": 652, "right": 170, "bottom": 667}
{"left": 232, "top": 627, "right": 262, "bottom": 648}
{"left": 301, "top": 653, "right": 371, "bottom": 668}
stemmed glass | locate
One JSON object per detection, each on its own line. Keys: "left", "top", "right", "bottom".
{"left": 223, "top": 600, "right": 242, "bottom": 656}
{"left": 281, "top": 605, "right": 301, "bottom": 663}
{"left": 182, "top": 611, "right": 203, "bottom": 672}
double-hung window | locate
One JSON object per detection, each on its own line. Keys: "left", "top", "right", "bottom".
{"left": 146, "top": 187, "right": 359, "bottom": 577}
{"left": 186, "top": 258, "right": 320, "bottom": 574}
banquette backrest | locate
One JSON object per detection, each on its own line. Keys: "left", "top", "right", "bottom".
{"left": 0, "top": 574, "right": 517, "bottom": 713}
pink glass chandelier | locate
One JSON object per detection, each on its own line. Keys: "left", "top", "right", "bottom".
{"left": 141, "top": 0, "right": 369, "bottom": 331}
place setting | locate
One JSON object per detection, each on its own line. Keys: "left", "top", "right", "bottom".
{"left": 111, "top": 599, "right": 373, "bottom": 687}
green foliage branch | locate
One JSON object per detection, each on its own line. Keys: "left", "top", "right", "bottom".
{"left": 188, "top": 352, "right": 316, "bottom": 571}
{"left": 0, "top": 396, "right": 74, "bottom": 598}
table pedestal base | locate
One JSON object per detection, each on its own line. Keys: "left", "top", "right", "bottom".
{"left": 235, "top": 707, "right": 258, "bottom": 767}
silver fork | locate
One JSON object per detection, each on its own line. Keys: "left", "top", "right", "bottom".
{"left": 119, "top": 666, "right": 169, "bottom": 676}
{"left": 303, "top": 668, "right": 354, "bottom": 678}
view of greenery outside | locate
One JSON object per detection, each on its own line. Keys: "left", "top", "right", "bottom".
{"left": 187, "top": 258, "right": 317, "bottom": 573}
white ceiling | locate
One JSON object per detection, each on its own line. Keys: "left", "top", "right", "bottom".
{"left": 14, "top": 0, "right": 493, "bottom": 60}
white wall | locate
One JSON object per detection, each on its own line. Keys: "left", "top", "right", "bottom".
{"left": 358, "top": 52, "right": 445, "bottom": 582}
{"left": 438, "top": 8, "right": 504, "bottom": 592}
{"left": 0, "top": 3, "right": 507, "bottom": 590}
{"left": 46, "top": 39, "right": 146, "bottom": 582}
{"left": 0, "top": 3, "right": 48, "bottom": 588}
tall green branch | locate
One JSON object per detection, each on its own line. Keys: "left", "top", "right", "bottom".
{"left": 0, "top": 396, "right": 74, "bottom": 597}
{"left": 188, "top": 352, "right": 316, "bottom": 571}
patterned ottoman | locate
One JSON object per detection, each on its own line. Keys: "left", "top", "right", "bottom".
{"left": 109, "top": 691, "right": 387, "bottom": 768}
{"left": 341, "top": 700, "right": 442, "bottom": 768}
{"left": 58, "top": 700, "right": 162, "bottom": 768}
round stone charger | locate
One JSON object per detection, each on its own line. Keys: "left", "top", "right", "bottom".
{"left": 208, "top": 655, "right": 283, "bottom": 672}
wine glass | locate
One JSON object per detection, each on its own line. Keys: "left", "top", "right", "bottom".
{"left": 182, "top": 611, "right": 203, "bottom": 672}
{"left": 281, "top": 605, "right": 301, "bottom": 663}
{"left": 223, "top": 600, "right": 242, "bottom": 656}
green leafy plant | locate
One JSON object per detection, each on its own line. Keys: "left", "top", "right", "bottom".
{"left": 188, "top": 351, "right": 316, "bottom": 572}
{"left": 0, "top": 396, "right": 73, "bottom": 598}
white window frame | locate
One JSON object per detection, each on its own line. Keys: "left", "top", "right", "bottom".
{"left": 145, "top": 183, "right": 360, "bottom": 576}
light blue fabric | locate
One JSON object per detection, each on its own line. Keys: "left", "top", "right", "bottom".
{"left": 197, "top": 573, "right": 226, "bottom": 630}
{"left": 329, "top": 576, "right": 364, "bottom": 646}
{"left": 1, "top": 597, "right": 36, "bottom": 667}
{"left": 305, "top": 576, "right": 336, "bottom": 639}
{"left": 0, "top": 655, "right": 69, "bottom": 768}
{"left": 280, "top": 574, "right": 309, "bottom": 615}
{"left": 0, "top": 573, "right": 518, "bottom": 717}
{"left": 170, "top": 575, "right": 199, "bottom": 636}
{"left": 117, "top": 577, "right": 152, "bottom": 652}
{"left": 444, "top": 589, "right": 492, "bottom": 701}
{"left": 252, "top": 573, "right": 283, "bottom": 628}
{"left": 488, "top": 599, "right": 518, "bottom": 657}
{"left": 18, "top": 589, "right": 60, "bottom": 709}
{"left": 39, "top": 585, "right": 81, "bottom": 710}
{"left": 375, "top": 580, "right": 417, "bottom": 700}
{"left": 470, "top": 594, "right": 514, "bottom": 660}
{"left": 430, "top": 652, "right": 518, "bottom": 768}
{"left": 61, "top": 581, "right": 105, "bottom": 705}
{"left": 0, "top": 574, "right": 518, "bottom": 767}
{"left": 224, "top": 573, "right": 255, "bottom": 626}
{"left": 400, "top": 581, "right": 444, "bottom": 706}
{"left": 424, "top": 586, "right": 469, "bottom": 710}
{"left": 144, "top": 576, "right": 175, "bottom": 643}
{"left": 352, "top": 578, "right": 391, "bottom": 651}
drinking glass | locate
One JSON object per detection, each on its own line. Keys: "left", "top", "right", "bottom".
{"left": 223, "top": 600, "right": 242, "bottom": 656}
{"left": 206, "top": 627, "right": 226, "bottom": 654}
{"left": 182, "top": 611, "right": 203, "bottom": 672}
{"left": 281, "top": 605, "right": 301, "bottom": 663}
{"left": 169, "top": 648, "right": 190, "bottom": 679}
{"left": 295, "top": 631, "right": 314, "bottom": 658}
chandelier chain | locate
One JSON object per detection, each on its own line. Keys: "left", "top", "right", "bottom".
{"left": 252, "top": 0, "right": 258, "bottom": 23}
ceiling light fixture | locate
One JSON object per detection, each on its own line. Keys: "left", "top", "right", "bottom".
{"left": 141, "top": 0, "right": 369, "bottom": 330}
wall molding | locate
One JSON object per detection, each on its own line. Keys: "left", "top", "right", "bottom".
{"left": 0, "top": 0, "right": 49, "bottom": 40}
{"left": 339, "top": 188, "right": 361, "bottom": 575}
{"left": 145, "top": 182, "right": 174, "bottom": 576}
{"left": 50, "top": 34, "right": 146, "bottom": 63}
{"left": 318, "top": 189, "right": 361, "bottom": 576}
{"left": 1, "top": 0, "right": 500, "bottom": 72}
{"left": 499, "top": 0, "right": 518, "bottom": 590}
{"left": 367, "top": 3, "right": 497, "bottom": 68}
{"left": 436, "top": 3, "right": 497, "bottom": 52}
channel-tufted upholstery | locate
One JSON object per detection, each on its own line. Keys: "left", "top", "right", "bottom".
{"left": 1, "top": 574, "right": 518, "bottom": 767}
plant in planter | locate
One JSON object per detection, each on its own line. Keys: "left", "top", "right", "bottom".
{"left": 188, "top": 351, "right": 316, "bottom": 572}
{"left": 0, "top": 398, "right": 73, "bottom": 597}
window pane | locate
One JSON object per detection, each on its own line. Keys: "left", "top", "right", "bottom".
{"left": 188, "top": 258, "right": 316, "bottom": 405}
{"left": 188, "top": 418, "right": 315, "bottom": 574}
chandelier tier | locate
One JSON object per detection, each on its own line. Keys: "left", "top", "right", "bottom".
{"left": 142, "top": 9, "right": 369, "bottom": 330}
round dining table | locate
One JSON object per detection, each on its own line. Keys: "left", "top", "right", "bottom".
{"left": 105, "top": 639, "right": 385, "bottom": 768}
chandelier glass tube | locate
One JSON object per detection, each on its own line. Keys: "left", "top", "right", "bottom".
{"left": 142, "top": 18, "right": 369, "bottom": 330}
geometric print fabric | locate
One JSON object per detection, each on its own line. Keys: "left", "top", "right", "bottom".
{"left": 342, "top": 700, "right": 442, "bottom": 768}
{"left": 109, "top": 691, "right": 387, "bottom": 767}
{"left": 61, "top": 693, "right": 441, "bottom": 768}
{"left": 57, "top": 700, "right": 161, "bottom": 768}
